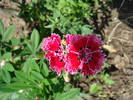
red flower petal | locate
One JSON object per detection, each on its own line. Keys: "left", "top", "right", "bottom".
{"left": 86, "top": 35, "right": 103, "bottom": 50}
{"left": 65, "top": 34, "right": 87, "bottom": 51}
{"left": 49, "top": 55, "right": 65, "bottom": 75}
{"left": 41, "top": 33, "right": 63, "bottom": 52}
{"left": 45, "top": 51, "right": 54, "bottom": 59}
{"left": 81, "top": 64, "right": 96, "bottom": 76}
{"left": 41, "top": 34, "right": 65, "bottom": 75}
{"left": 81, "top": 51, "right": 106, "bottom": 76}
{"left": 65, "top": 34, "right": 105, "bottom": 76}
{"left": 65, "top": 52, "right": 80, "bottom": 74}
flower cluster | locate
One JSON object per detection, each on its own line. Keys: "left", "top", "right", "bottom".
{"left": 41, "top": 33, "right": 106, "bottom": 76}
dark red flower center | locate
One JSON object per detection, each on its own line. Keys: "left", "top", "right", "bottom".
{"left": 79, "top": 47, "right": 92, "bottom": 63}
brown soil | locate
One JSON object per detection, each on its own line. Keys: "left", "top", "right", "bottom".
{"left": 103, "top": 0, "right": 133, "bottom": 100}
{"left": 0, "top": 0, "right": 29, "bottom": 37}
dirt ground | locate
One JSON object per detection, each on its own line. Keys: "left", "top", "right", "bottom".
{"left": 0, "top": 0, "right": 29, "bottom": 37}
{"left": 0, "top": 0, "right": 133, "bottom": 100}
{"left": 103, "top": 1, "right": 133, "bottom": 100}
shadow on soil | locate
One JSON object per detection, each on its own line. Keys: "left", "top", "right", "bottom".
{"left": 112, "top": 0, "right": 133, "bottom": 28}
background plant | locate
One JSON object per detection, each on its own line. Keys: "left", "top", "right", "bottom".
{"left": 19, "top": 0, "right": 112, "bottom": 36}
{"left": 88, "top": 63, "right": 114, "bottom": 99}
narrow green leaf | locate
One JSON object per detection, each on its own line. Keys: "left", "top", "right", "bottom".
{"left": 0, "top": 82, "right": 33, "bottom": 92}
{"left": 53, "top": 11, "right": 61, "bottom": 18}
{"left": 31, "top": 29, "right": 40, "bottom": 50}
{"left": 4, "top": 62, "right": 14, "bottom": 72}
{"left": 0, "top": 19, "right": 4, "bottom": 35}
{"left": 2, "top": 25, "right": 16, "bottom": 41}
{"left": 104, "top": 79, "right": 114, "bottom": 84}
{"left": 42, "top": 62, "right": 49, "bottom": 77}
{"left": 36, "top": 42, "right": 42, "bottom": 52}
{"left": 15, "top": 71, "right": 37, "bottom": 85}
{"left": 1, "top": 69, "right": 11, "bottom": 83}
{"left": 54, "top": 88, "right": 80, "bottom": 100}
{"left": 89, "top": 83, "right": 102, "bottom": 94}
{"left": 43, "top": 79, "right": 50, "bottom": 86}
{"left": 79, "top": 93, "right": 91, "bottom": 98}
{"left": 0, "top": 84, "right": 16, "bottom": 92}
{"left": 50, "top": 78, "right": 59, "bottom": 85}
{"left": 101, "top": 74, "right": 115, "bottom": 84}
{"left": 25, "top": 40, "right": 34, "bottom": 53}
{"left": 11, "top": 38, "right": 20, "bottom": 46}
{"left": 8, "top": 82, "right": 34, "bottom": 90}
{"left": 2, "top": 52, "right": 12, "bottom": 61}
{"left": 22, "top": 58, "right": 40, "bottom": 72}
{"left": 45, "top": 24, "right": 54, "bottom": 28}
{"left": 31, "top": 71, "right": 44, "bottom": 81}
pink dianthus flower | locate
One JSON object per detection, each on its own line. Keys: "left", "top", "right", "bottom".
{"left": 65, "top": 34, "right": 106, "bottom": 76}
{"left": 41, "top": 33, "right": 65, "bottom": 75}
{"left": 41, "top": 33, "right": 106, "bottom": 76}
